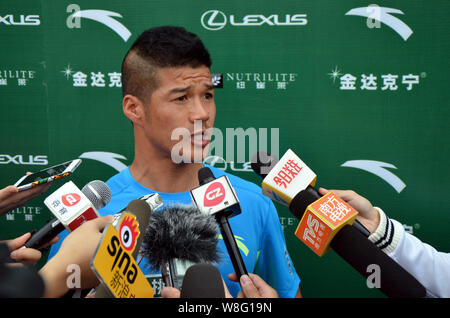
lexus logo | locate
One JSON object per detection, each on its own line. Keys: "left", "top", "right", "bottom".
{"left": 0, "top": 14, "right": 40, "bottom": 26}
{"left": 201, "top": 10, "right": 227, "bottom": 31}
{"left": 201, "top": 9, "right": 307, "bottom": 31}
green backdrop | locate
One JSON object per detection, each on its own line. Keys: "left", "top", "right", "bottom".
{"left": 1, "top": 0, "right": 448, "bottom": 297}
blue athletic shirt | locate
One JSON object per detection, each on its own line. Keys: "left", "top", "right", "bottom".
{"left": 48, "top": 164, "right": 300, "bottom": 298}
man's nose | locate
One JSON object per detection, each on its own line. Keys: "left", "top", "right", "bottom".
{"left": 189, "top": 97, "right": 210, "bottom": 122}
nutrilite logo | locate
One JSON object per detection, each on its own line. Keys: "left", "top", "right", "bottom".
{"left": 0, "top": 69, "right": 36, "bottom": 87}
{"left": 225, "top": 72, "right": 298, "bottom": 90}
{"left": 201, "top": 10, "right": 307, "bottom": 31}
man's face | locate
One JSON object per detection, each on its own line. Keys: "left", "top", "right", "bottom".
{"left": 141, "top": 65, "right": 216, "bottom": 162}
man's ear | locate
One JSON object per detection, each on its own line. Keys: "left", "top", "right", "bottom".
{"left": 123, "top": 94, "right": 145, "bottom": 126}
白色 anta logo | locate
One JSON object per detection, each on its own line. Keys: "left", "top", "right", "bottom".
{"left": 341, "top": 160, "right": 406, "bottom": 193}
{"left": 66, "top": 4, "right": 131, "bottom": 42}
{"left": 345, "top": 5, "right": 413, "bottom": 41}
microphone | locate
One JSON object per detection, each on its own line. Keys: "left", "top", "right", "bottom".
{"left": 180, "top": 263, "right": 225, "bottom": 298}
{"left": 81, "top": 180, "right": 111, "bottom": 211}
{"left": 24, "top": 180, "right": 111, "bottom": 250}
{"left": 329, "top": 225, "right": 425, "bottom": 297}
{"left": 43, "top": 180, "right": 111, "bottom": 232}
{"left": 252, "top": 150, "right": 426, "bottom": 297}
{"left": 251, "top": 150, "right": 370, "bottom": 237}
{"left": 94, "top": 197, "right": 157, "bottom": 298}
{"left": 190, "top": 167, "right": 248, "bottom": 280}
{"left": 141, "top": 204, "right": 219, "bottom": 290}
{"left": 24, "top": 218, "right": 64, "bottom": 250}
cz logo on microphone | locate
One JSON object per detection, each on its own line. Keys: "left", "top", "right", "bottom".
{"left": 204, "top": 182, "right": 226, "bottom": 207}
{"left": 62, "top": 193, "right": 81, "bottom": 207}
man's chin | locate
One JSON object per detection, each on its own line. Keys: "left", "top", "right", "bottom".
{"left": 170, "top": 145, "right": 210, "bottom": 164}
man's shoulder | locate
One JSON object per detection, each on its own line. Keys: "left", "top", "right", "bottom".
{"left": 105, "top": 167, "right": 134, "bottom": 194}
{"left": 100, "top": 167, "right": 143, "bottom": 215}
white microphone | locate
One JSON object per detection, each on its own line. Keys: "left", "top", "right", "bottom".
{"left": 23, "top": 180, "right": 111, "bottom": 250}
{"left": 43, "top": 180, "right": 111, "bottom": 232}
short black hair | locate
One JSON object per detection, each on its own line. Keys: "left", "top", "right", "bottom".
{"left": 121, "top": 26, "right": 212, "bottom": 103}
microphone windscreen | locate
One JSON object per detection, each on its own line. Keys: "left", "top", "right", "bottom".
{"left": 331, "top": 225, "right": 426, "bottom": 298}
{"left": 142, "top": 204, "right": 219, "bottom": 270}
{"left": 180, "top": 263, "right": 225, "bottom": 298}
{"left": 198, "top": 167, "right": 215, "bottom": 185}
{"left": 82, "top": 180, "right": 111, "bottom": 209}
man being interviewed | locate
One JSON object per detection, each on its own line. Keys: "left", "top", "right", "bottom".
{"left": 49, "top": 26, "right": 301, "bottom": 298}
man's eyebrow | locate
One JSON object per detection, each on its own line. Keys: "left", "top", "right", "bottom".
{"left": 168, "top": 85, "right": 192, "bottom": 95}
{"left": 168, "top": 83, "right": 214, "bottom": 95}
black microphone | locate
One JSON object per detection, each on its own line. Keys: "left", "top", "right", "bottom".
{"left": 252, "top": 150, "right": 426, "bottom": 297}
{"left": 141, "top": 204, "right": 219, "bottom": 290}
{"left": 330, "top": 224, "right": 425, "bottom": 297}
{"left": 180, "top": 263, "right": 225, "bottom": 298}
{"left": 24, "top": 218, "right": 64, "bottom": 250}
{"left": 23, "top": 180, "right": 111, "bottom": 250}
{"left": 190, "top": 167, "right": 248, "bottom": 280}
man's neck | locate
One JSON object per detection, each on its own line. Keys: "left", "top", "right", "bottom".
{"left": 129, "top": 155, "right": 203, "bottom": 193}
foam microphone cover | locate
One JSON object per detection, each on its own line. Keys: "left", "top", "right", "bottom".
{"left": 180, "top": 263, "right": 225, "bottom": 298}
{"left": 331, "top": 225, "right": 426, "bottom": 298}
{"left": 142, "top": 204, "right": 219, "bottom": 270}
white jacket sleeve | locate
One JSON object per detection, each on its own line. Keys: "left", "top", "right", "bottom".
{"left": 368, "top": 208, "right": 450, "bottom": 298}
